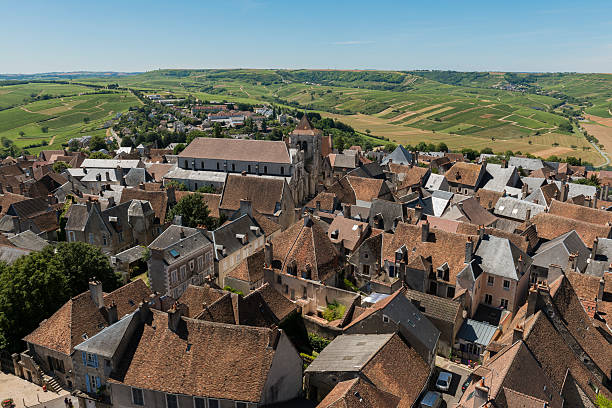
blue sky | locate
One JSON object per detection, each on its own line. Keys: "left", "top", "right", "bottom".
{"left": 2, "top": 0, "right": 611, "bottom": 73}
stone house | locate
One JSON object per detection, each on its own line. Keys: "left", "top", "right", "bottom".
{"left": 342, "top": 288, "right": 440, "bottom": 366}
{"left": 65, "top": 199, "right": 156, "bottom": 256}
{"left": 147, "top": 225, "right": 215, "bottom": 299}
{"left": 107, "top": 306, "right": 303, "bottom": 408}
{"left": 16, "top": 280, "right": 152, "bottom": 389}
{"left": 219, "top": 174, "right": 296, "bottom": 229}
{"left": 444, "top": 162, "right": 486, "bottom": 195}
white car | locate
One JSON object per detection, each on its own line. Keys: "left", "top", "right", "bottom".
{"left": 436, "top": 371, "right": 453, "bottom": 392}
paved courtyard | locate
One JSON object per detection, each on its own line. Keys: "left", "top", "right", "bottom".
{"left": 0, "top": 373, "right": 76, "bottom": 408}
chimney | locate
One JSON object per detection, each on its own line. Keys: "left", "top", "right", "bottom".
{"left": 521, "top": 183, "right": 528, "bottom": 199}
{"left": 173, "top": 215, "right": 183, "bottom": 226}
{"left": 106, "top": 301, "right": 118, "bottom": 325}
{"left": 501, "top": 158, "right": 507, "bottom": 168}
{"left": 598, "top": 278, "right": 605, "bottom": 302}
{"left": 478, "top": 225, "right": 485, "bottom": 242}
{"left": 525, "top": 207, "right": 531, "bottom": 221}
{"left": 472, "top": 379, "right": 489, "bottom": 408}
{"left": 167, "top": 302, "right": 183, "bottom": 332}
{"left": 239, "top": 199, "right": 253, "bottom": 218}
{"left": 414, "top": 204, "right": 423, "bottom": 222}
{"left": 303, "top": 214, "right": 313, "bottom": 227}
{"left": 343, "top": 203, "right": 352, "bottom": 219}
{"left": 89, "top": 280, "right": 104, "bottom": 309}
{"left": 465, "top": 237, "right": 474, "bottom": 263}
{"left": 526, "top": 285, "right": 538, "bottom": 317}
{"left": 561, "top": 183, "right": 569, "bottom": 202}
{"left": 592, "top": 238, "right": 599, "bottom": 260}
{"left": 179, "top": 228, "right": 186, "bottom": 239}
{"left": 568, "top": 253, "right": 578, "bottom": 271}
{"left": 316, "top": 201, "right": 321, "bottom": 212}
{"left": 264, "top": 242, "right": 273, "bottom": 267}
{"left": 421, "top": 220, "right": 429, "bottom": 242}
{"left": 512, "top": 326, "right": 524, "bottom": 343}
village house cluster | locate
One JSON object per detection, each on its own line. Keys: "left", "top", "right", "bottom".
{"left": 1, "top": 110, "right": 611, "bottom": 408}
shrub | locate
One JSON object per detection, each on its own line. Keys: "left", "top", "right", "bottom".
{"left": 308, "top": 333, "right": 331, "bottom": 353}
{"left": 322, "top": 300, "right": 346, "bottom": 322}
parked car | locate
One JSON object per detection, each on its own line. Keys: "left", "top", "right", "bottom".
{"left": 462, "top": 376, "right": 473, "bottom": 393}
{"left": 420, "top": 391, "right": 443, "bottom": 408}
{"left": 436, "top": 371, "right": 453, "bottom": 392}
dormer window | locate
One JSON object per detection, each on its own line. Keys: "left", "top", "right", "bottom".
{"left": 330, "top": 230, "right": 339, "bottom": 239}
{"left": 383, "top": 314, "right": 390, "bottom": 323}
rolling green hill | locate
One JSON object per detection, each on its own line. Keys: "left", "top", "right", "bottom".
{"left": 1, "top": 70, "right": 611, "bottom": 164}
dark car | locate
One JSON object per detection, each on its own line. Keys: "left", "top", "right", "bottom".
{"left": 461, "top": 376, "right": 473, "bottom": 393}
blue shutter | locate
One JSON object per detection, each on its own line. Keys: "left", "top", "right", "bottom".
{"left": 85, "top": 375, "right": 91, "bottom": 393}
{"left": 93, "top": 354, "right": 98, "bottom": 368}
{"left": 95, "top": 376, "right": 101, "bottom": 389}
{"left": 81, "top": 352, "right": 86, "bottom": 366}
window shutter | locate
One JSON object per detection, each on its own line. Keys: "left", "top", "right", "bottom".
{"left": 85, "top": 375, "right": 91, "bottom": 393}
{"left": 93, "top": 354, "right": 98, "bottom": 368}
{"left": 81, "top": 351, "right": 86, "bottom": 366}
{"left": 95, "top": 376, "right": 101, "bottom": 389}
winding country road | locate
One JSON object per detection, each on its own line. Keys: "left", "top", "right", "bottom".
{"left": 591, "top": 140, "right": 610, "bottom": 168}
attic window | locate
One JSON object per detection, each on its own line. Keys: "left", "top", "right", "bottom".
{"left": 383, "top": 314, "right": 390, "bottom": 323}
{"left": 169, "top": 249, "right": 180, "bottom": 258}
{"left": 186, "top": 343, "right": 192, "bottom": 352}
{"left": 82, "top": 333, "right": 88, "bottom": 340}
{"left": 128, "top": 300, "right": 135, "bottom": 306}
{"left": 330, "top": 229, "right": 339, "bottom": 239}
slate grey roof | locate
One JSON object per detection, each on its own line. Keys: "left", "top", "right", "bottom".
{"left": 74, "top": 311, "right": 138, "bottom": 358}
{"left": 382, "top": 145, "right": 413, "bottom": 166}
{"left": 163, "top": 168, "right": 228, "bottom": 183}
{"left": 550, "top": 180, "right": 596, "bottom": 199}
{"left": 521, "top": 177, "right": 546, "bottom": 194}
{"left": 347, "top": 162, "right": 384, "bottom": 179}
{"left": 404, "top": 289, "right": 461, "bottom": 324}
{"left": 305, "top": 333, "right": 394, "bottom": 373}
{"left": 149, "top": 225, "right": 212, "bottom": 265}
{"left": 533, "top": 230, "right": 589, "bottom": 272}
{"left": 64, "top": 204, "right": 90, "bottom": 231}
{"left": 331, "top": 153, "right": 357, "bottom": 169}
{"left": 368, "top": 199, "right": 405, "bottom": 231}
{"left": 494, "top": 196, "right": 546, "bottom": 221}
{"left": 474, "top": 235, "right": 530, "bottom": 280}
{"left": 586, "top": 237, "right": 612, "bottom": 277}
{"left": 481, "top": 164, "right": 518, "bottom": 192}
{"left": 431, "top": 190, "right": 453, "bottom": 217}
{"left": 457, "top": 319, "right": 497, "bottom": 346}
{"left": 114, "top": 245, "right": 147, "bottom": 264}
{"left": 206, "top": 214, "right": 264, "bottom": 261}
{"left": 8, "top": 230, "right": 48, "bottom": 251}
{"left": 124, "top": 168, "right": 147, "bottom": 187}
{"left": 424, "top": 173, "right": 447, "bottom": 191}
{"left": 81, "top": 168, "right": 120, "bottom": 182}
{"left": 508, "top": 157, "right": 543, "bottom": 171}
{"left": 0, "top": 245, "right": 30, "bottom": 264}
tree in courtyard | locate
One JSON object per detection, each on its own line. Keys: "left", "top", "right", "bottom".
{"left": 52, "top": 161, "right": 71, "bottom": 173}
{"left": 88, "top": 151, "right": 112, "bottom": 159}
{"left": 167, "top": 193, "right": 217, "bottom": 229}
{"left": 89, "top": 134, "right": 107, "bottom": 151}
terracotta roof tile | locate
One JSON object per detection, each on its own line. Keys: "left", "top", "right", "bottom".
{"left": 548, "top": 199, "right": 612, "bottom": 226}
{"left": 444, "top": 162, "right": 482, "bottom": 187}
{"left": 220, "top": 174, "right": 288, "bottom": 216}
{"left": 317, "top": 378, "right": 400, "bottom": 408}
{"left": 175, "top": 191, "right": 221, "bottom": 218}
{"left": 524, "top": 213, "right": 611, "bottom": 248}
{"left": 179, "top": 137, "right": 291, "bottom": 164}
{"left": 120, "top": 188, "right": 169, "bottom": 222}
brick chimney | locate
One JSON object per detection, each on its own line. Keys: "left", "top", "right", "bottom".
{"left": 342, "top": 203, "right": 352, "bottom": 219}
{"left": 526, "top": 285, "right": 539, "bottom": 318}
{"left": 598, "top": 278, "right": 605, "bottom": 302}
{"left": 167, "top": 302, "right": 184, "bottom": 332}
{"left": 512, "top": 325, "right": 524, "bottom": 343}
{"left": 89, "top": 280, "right": 104, "bottom": 309}
{"left": 106, "top": 301, "right": 118, "bottom": 325}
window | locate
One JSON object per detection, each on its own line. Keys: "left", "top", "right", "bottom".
{"left": 166, "top": 394, "right": 178, "bottom": 408}
{"left": 447, "top": 286, "right": 455, "bottom": 298}
{"left": 280, "top": 167, "right": 284, "bottom": 175}
{"left": 119, "top": 231, "right": 124, "bottom": 243}
{"left": 171, "top": 269, "right": 178, "bottom": 283}
{"left": 487, "top": 276, "right": 494, "bottom": 286}
{"left": 216, "top": 162, "right": 220, "bottom": 170}
{"left": 201, "top": 161, "right": 204, "bottom": 169}
{"left": 189, "top": 260, "right": 195, "bottom": 271}
{"left": 68, "top": 231, "right": 75, "bottom": 242}
{"left": 388, "top": 265, "right": 395, "bottom": 278}
{"left": 277, "top": 274, "right": 282, "bottom": 284}
{"left": 362, "top": 265, "right": 370, "bottom": 276}
{"left": 198, "top": 256, "right": 204, "bottom": 269}
{"left": 383, "top": 314, "right": 390, "bottom": 323}
{"left": 102, "top": 235, "right": 107, "bottom": 246}
{"left": 180, "top": 265, "right": 187, "bottom": 280}
{"left": 209, "top": 400, "right": 219, "bottom": 408}
{"left": 235, "top": 403, "right": 247, "bottom": 408}
{"left": 248, "top": 165, "right": 251, "bottom": 173}
{"left": 132, "top": 388, "right": 144, "bottom": 406}
{"left": 232, "top": 163, "right": 235, "bottom": 172}
{"left": 264, "top": 166, "right": 268, "bottom": 174}
{"left": 88, "top": 233, "right": 95, "bottom": 244}
{"left": 194, "top": 398, "right": 206, "bottom": 408}
{"left": 503, "top": 280, "right": 510, "bottom": 290}
{"left": 184, "top": 160, "right": 189, "bottom": 168}
{"left": 484, "top": 294, "right": 493, "bottom": 305}
{"left": 500, "top": 298, "right": 509, "bottom": 309}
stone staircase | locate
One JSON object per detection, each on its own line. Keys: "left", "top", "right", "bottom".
{"left": 41, "top": 372, "right": 61, "bottom": 393}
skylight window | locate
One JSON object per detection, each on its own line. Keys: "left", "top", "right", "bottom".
{"left": 169, "top": 249, "right": 180, "bottom": 258}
